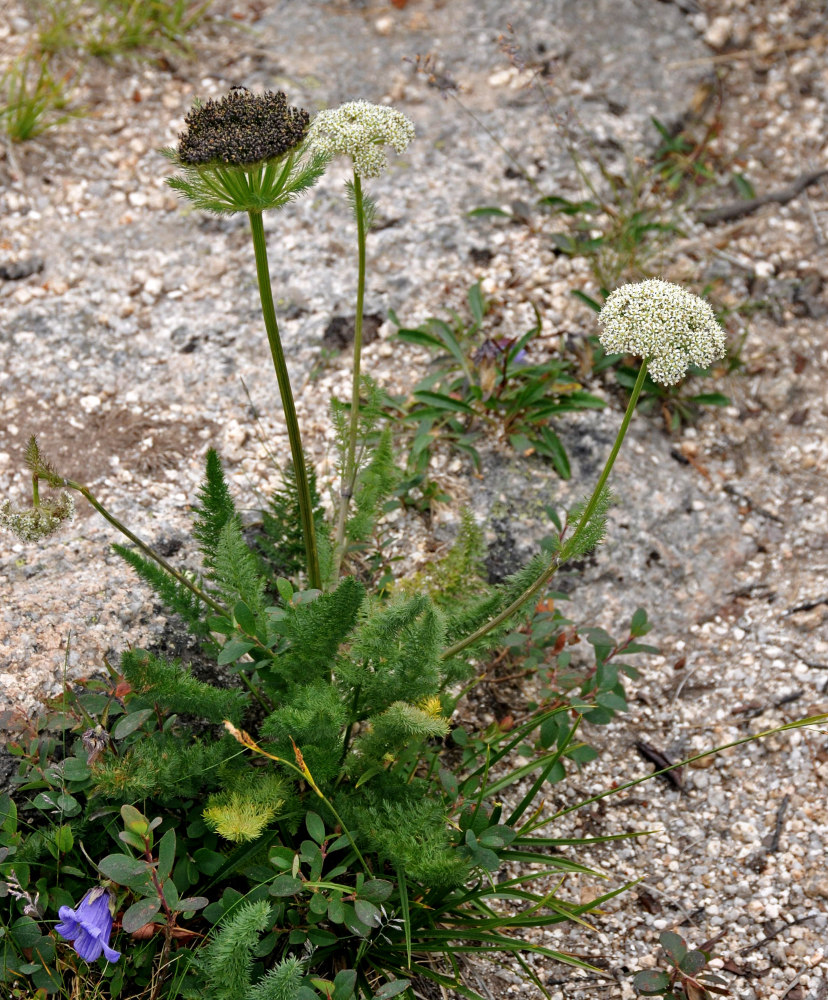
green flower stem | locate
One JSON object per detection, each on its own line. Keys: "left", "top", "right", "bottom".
{"left": 60, "top": 477, "right": 227, "bottom": 617}
{"left": 567, "top": 358, "right": 649, "bottom": 546}
{"left": 441, "top": 360, "right": 650, "bottom": 661}
{"left": 247, "top": 209, "right": 321, "bottom": 590}
{"left": 332, "top": 170, "right": 368, "bottom": 580}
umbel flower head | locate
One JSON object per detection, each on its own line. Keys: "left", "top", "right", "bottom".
{"left": 163, "top": 87, "right": 329, "bottom": 214}
{"left": 307, "top": 100, "right": 415, "bottom": 178}
{"left": 0, "top": 490, "right": 74, "bottom": 542}
{"left": 597, "top": 278, "right": 726, "bottom": 386}
{"left": 54, "top": 886, "right": 120, "bottom": 964}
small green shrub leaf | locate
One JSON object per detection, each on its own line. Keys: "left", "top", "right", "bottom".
{"left": 98, "top": 854, "right": 152, "bottom": 886}
{"left": 207, "top": 615, "right": 234, "bottom": 635}
{"left": 55, "top": 793, "right": 81, "bottom": 817}
{"left": 217, "top": 637, "right": 255, "bottom": 665}
{"left": 193, "top": 848, "right": 225, "bottom": 876}
{"left": 309, "top": 891, "right": 329, "bottom": 915}
{"left": 679, "top": 950, "right": 707, "bottom": 976}
{"left": 11, "top": 916, "right": 41, "bottom": 948}
{"left": 566, "top": 744, "right": 599, "bottom": 764}
{"left": 596, "top": 691, "right": 628, "bottom": 713}
{"left": 118, "top": 829, "right": 145, "bottom": 851}
{"left": 111, "top": 709, "right": 154, "bottom": 740}
{"left": 467, "top": 206, "right": 512, "bottom": 218}
{"left": 327, "top": 896, "right": 346, "bottom": 923}
{"left": 121, "top": 804, "right": 150, "bottom": 835}
{"left": 478, "top": 826, "right": 516, "bottom": 849}
{"left": 659, "top": 931, "right": 687, "bottom": 964}
{"left": 305, "top": 811, "right": 325, "bottom": 844}
{"left": 343, "top": 904, "right": 372, "bottom": 937}
{"left": 233, "top": 600, "right": 257, "bottom": 634}
{"left": 630, "top": 608, "right": 649, "bottom": 636}
{"left": 633, "top": 970, "right": 671, "bottom": 995}
{"left": 276, "top": 577, "right": 294, "bottom": 604}
{"left": 374, "top": 979, "right": 412, "bottom": 998}
{"left": 177, "top": 896, "right": 209, "bottom": 911}
{"left": 157, "top": 828, "right": 176, "bottom": 881}
{"left": 269, "top": 846, "right": 295, "bottom": 871}
{"left": 332, "top": 968, "right": 358, "bottom": 1000}
{"left": 354, "top": 899, "right": 382, "bottom": 927}
{"left": 270, "top": 875, "right": 303, "bottom": 896}
{"left": 691, "top": 392, "right": 730, "bottom": 406}
{"left": 54, "top": 824, "right": 73, "bottom": 854}
{"left": 61, "top": 757, "right": 91, "bottom": 781}
{"left": 358, "top": 879, "right": 393, "bottom": 903}
{"left": 121, "top": 898, "right": 162, "bottom": 933}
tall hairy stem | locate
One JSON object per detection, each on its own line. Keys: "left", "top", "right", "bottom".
{"left": 248, "top": 210, "right": 321, "bottom": 590}
{"left": 333, "top": 170, "right": 368, "bottom": 580}
{"left": 441, "top": 361, "right": 650, "bottom": 660}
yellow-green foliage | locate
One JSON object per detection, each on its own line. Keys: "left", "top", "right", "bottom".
{"left": 203, "top": 772, "right": 288, "bottom": 843}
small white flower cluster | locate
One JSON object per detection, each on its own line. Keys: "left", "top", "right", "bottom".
{"left": 307, "top": 100, "right": 415, "bottom": 178}
{"left": 0, "top": 491, "right": 75, "bottom": 542}
{"left": 598, "top": 278, "right": 726, "bottom": 386}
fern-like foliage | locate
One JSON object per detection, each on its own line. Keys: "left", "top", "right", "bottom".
{"left": 561, "top": 485, "right": 615, "bottom": 560}
{"left": 349, "top": 701, "right": 450, "bottom": 770}
{"left": 120, "top": 649, "right": 245, "bottom": 724}
{"left": 337, "top": 593, "right": 445, "bottom": 715}
{"left": 112, "top": 543, "right": 208, "bottom": 637}
{"left": 263, "top": 577, "right": 365, "bottom": 693}
{"left": 246, "top": 957, "right": 304, "bottom": 1000}
{"left": 331, "top": 375, "right": 400, "bottom": 560}
{"left": 193, "top": 448, "right": 239, "bottom": 578}
{"left": 331, "top": 375, "right": 390, "bottom": 482}
{"left": 260, "top": 681, "right": 348, "bottom": 787}
{"left": 414, "top": 507, "right": 486, "bottom": 607}
{"left": 258, "top": 461, "right": 332, "bottom": 583}
{"left": 214, "top": 519, "right": 267, "bottom": 621}
{"left": 347, "top": 424, "right": 398, "bottom": 545}
{"left": 348, "top": 794, "right": 469, "bottom": 890}
{"left": 91, "top": 733, "right": 235, "bottom": 802}
{"left": 198, "top": 900, "right": 272, "bottom": 1000}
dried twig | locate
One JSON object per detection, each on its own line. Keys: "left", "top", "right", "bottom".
{"left": 634, "top": 741, "right": 684, "bottom": 791}
{"left": 738, "top": 914, "right": 819, "bottom": 956}
{"left": 698, "top": 169, "right": 828, "bottom": 226}
{"left": 768, "top": 793, "right": 790, "bottom": 853}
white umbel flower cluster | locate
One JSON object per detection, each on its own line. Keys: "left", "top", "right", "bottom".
{"left": 307, "top": 100, "right": 415, "bottom": 178}
{"left": 0, "top": 491, "right": 75, "bottom": 542}
{"left": 598, "top": 278, "right": 726, "bottom": 386}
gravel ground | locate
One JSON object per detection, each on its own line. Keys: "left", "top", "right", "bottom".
{"left": 1, "top": 1, "right": 826, "bottom": 998}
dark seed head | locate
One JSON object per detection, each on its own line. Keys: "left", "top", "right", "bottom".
{"left": 177, "top": 89, "right": 310, "bottom": 167}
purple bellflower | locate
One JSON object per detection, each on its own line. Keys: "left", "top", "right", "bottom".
{"left": 54, "top": 886, "right": 120, "bottom": 963}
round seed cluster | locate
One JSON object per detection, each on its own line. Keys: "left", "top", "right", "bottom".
{"left": 307, "top": 100, "right": 415, "bottom": 178}
{"left": 176, "top": 89, "right": 310, "bottom": 167}
{"left": 598, "top": 278, "right": 726, "bottom": 385}
{"left": 0, "top": 491, "right": 75, "bottom": 542}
